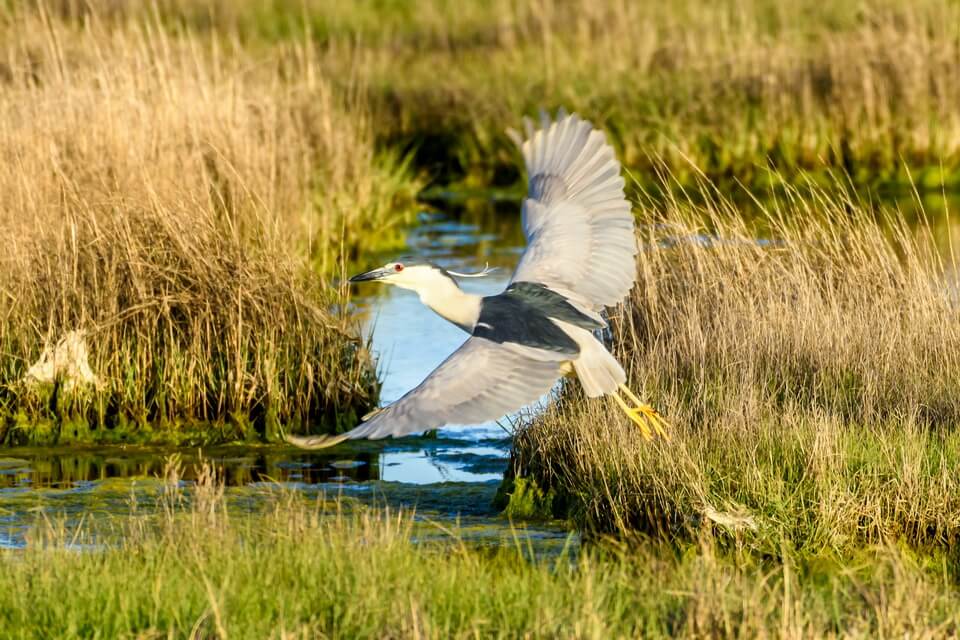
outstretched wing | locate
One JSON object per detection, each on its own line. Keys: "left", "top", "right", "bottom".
{"left": 509, "top": 111, "right": 637, "bottom": 311}
{"left": 287, "top": 337, "right": 563, "bottom": 448}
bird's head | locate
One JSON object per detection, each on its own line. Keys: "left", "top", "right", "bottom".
{"left": 349, "top": 259, "right": 456, "bottom": 293}
{"left": 349, "top": 258, "right": 496, "bottom": 294}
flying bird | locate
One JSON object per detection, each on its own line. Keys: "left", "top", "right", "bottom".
{"left": 288, "top": 111, "right": 668, "bottom": 449}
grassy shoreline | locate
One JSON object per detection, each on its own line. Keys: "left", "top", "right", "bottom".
{"left": 0, "top": 7, "right": 422, "bottom": 444}
{"left": 485, "top": 176, "right": 960, "bottom": 636}
{"left": 3, "top": 4, "right": 960, "bottom": 635}
{"left": 5, "top": 0, "right": 960, "bottom": 445}
{"left": 71, "top": 0, "right": 960, "bottom": 191}
{"left": 505, "top": 175, "right": 960, "bottom": 543}
{"left": 2, "top": 463, "right": 959, "bottom": 638}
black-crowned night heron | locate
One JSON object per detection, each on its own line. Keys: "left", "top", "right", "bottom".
{"left": 288, "top": 111, "right": 668, "bottom": 449}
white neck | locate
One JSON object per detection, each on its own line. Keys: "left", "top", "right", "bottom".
{"left": 399, "top": 272, "right": 481, "bottom": 332}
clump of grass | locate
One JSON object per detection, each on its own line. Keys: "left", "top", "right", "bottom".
{"left": 509, "top": 173, "right": 960, "bottom": 550}
{"left": 0, "top": 7, "right": 420, "bottom": 443}
{"left": 3, "top": 458, "right": 960, "bottom": 638}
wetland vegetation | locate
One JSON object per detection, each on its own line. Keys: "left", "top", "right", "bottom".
{"left": 4, "top": 462, "right": 960, "bottom": 639}
{"left": 0, "top": 4, "right": 420, "bottom": 444}
{"left": 4, "top": 0, "right": 960, "bottom": 442}
{"left": 68, "top": 0, "right": 960, "bottom": 189}
{"left": 3, "top": 0, "right": 960, "bottom": 637}
{"left": 506, "top": 175, "right": 960, "bottom": 543}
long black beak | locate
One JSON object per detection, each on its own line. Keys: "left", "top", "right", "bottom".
{"left": 349, "top": 267, "right": 391, "bottom": 283}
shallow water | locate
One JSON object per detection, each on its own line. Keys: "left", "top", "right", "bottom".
{"left": 0, "top": 201, "right": 574, "bottom": 552}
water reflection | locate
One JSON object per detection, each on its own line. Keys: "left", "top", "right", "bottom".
{"left": 0, "top": 448, "right": 379, "bottom": 490}
{"left": 0, "top": 434, "right": 518, "bottom": 490}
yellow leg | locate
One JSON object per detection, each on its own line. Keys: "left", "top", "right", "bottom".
{"left": 617, "top": 383, "right": 645, "bottom": 407}
{"left": 616, "top": 383, "right": 671, "bottom": 440}
{"left": 611, "top": 391, "right": 653, "bottom": 441}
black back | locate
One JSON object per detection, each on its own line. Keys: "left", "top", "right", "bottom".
{"left": 472, "top": 282, "right": 602, "bottom": 355}
{"left": 505, "top": 282, "right": 604, "bottom": 330}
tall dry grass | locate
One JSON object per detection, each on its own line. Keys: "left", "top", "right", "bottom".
{"left": 0, "top": 7, "right": 418, "bottom": 442}
{"left": 22, "top": 1, "right": 960, "bottom": 187}
{"left": 346, "top": 0, "right": 960, "bottom": 187}
{"left": 510, "top": 174, "right": 960, "bottom": 549}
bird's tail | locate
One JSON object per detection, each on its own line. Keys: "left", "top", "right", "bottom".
{"left": 572, "top": 336, "right": 626, "bottom": 398}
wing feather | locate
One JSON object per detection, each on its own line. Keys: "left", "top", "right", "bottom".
{"left": 325, "top": 338, "right": 562, "bottom": 445}
{"left": 287, "top": 338, "right": 563, "bottom": 448}
{"left": 510, "top": 112, "right": 638, "bottom": 311}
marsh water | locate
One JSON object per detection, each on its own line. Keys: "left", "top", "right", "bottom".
{"left": 0, "top": 199, "right": 577, "bottom": 551}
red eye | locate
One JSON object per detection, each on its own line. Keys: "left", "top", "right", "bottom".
{"left": 394, "top": 264, "right": 404, "bottom": 272}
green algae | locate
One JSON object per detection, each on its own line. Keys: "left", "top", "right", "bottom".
{"left": 4, "top": 413, "right": 325, "bottom": 448}
{"left": 494, "top": 476, "right": 568, "bottom": 522}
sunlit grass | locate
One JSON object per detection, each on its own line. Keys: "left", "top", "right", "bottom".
{"left": 0, "top": 7, "right": 422, "bottom": 443}
{"left": 81, "top": 0, "right": 960, "bottom": 189}
{"left": 2, "top": 4, "right": 959, "bottom": 636}
{"left": 509, "top": 174, "right": 960, "bottom": 551}
{"left": 8, "top": 0, "right": 960, "bottom": 444}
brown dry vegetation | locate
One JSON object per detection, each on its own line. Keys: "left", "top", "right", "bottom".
{"left": 358, "top": 0, "right": 960, "bottom": 188}
{"left": 0, "top": 7, "right": 419, "bottom": 443}
{"left": 2, "top": 2, "right": 960, "bottom": 636}
{"left": 23, "top": 0, "right": 960, "bottom": 188}
{"left": 509, "top": 175, "right": 960, "bottom": 551}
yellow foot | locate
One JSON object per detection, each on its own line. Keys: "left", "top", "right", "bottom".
{"left": 612, "top": 384, "right": 670, "bottom": 441}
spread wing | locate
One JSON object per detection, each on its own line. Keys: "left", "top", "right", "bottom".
{"left": 508, "top": 111, "right": 637, "bottom": 311}
{"left": 286, "top": 337, "right": 563, "bottom": 448}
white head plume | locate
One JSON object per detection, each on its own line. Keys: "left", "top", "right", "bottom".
{"left": 446, "top": 263, "right": 498, "bottom": 278}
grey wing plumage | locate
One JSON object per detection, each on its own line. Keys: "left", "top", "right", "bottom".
{"left": 508, "top": 111, "right": 638, "bottom": 311}
{"left": 287, "top": 337, "right": 563, "bottom": 448}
